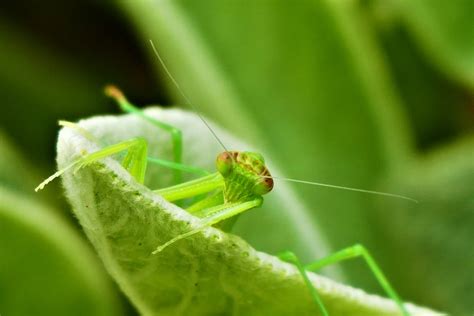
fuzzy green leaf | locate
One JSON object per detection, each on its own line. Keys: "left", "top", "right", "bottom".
{"left": 56, "top": 109, "right": 440, "bottom": 315}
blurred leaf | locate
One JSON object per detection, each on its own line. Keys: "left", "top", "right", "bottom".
{"left": 0, "top": 20, "right": 112, "bottom": 168}
{"left": 0, "top": 124, "right": 123, "bottom": 315}
{"left": 119, "top": 0, "right": 414, "bottom": 292}
{"left": 0, "top": 129, "right": 70, "bottom": 214}
{"left": 0, "top": 186, "right": 122, "bottom": 316}
{"left": 54, "top": 109, "right": 440, "bottom": 315}
{"left": 364, "top": 0, "right": 472, "bottom": 149}
{"left": 377, "top": 137, "right": 474, "bottom": 314}
{"left": 0, "top": 130, "right": 42, "bottom": 195}
{"left": 397, "top": 0, "right": 474, "bottom": 88}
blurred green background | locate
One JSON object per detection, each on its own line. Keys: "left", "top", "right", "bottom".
{"left": 0, "top": 0, "right": 472, "bottom": 315}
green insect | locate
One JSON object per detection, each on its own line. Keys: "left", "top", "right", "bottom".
{"left": 35, "top": 44, "right": 415, "bottom": 316}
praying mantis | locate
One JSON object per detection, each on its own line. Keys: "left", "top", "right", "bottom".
{"left": 34, "top": 44, "right": 416, "bottom": 316}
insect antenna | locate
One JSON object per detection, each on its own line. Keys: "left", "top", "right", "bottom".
{"left": 149, "top": 40, "right": 232, "bottom": 156}
{"left": 149, "top": 40, "right": 415, "bottom": 205}
{"left": 261, "top": 175, "right": 418, "bottom": 203}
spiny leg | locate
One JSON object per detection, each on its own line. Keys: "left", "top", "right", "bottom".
{"left": 154, "top": 173, "right": 224, "bottom": 202}
{"left": 146, "top": 157, "right": 211, "bottom": 209}
{"left": 55, "top": 122, "right": 200, "bottom": 180}
{"left": 57, "top": 121, "right": 207, "bottom": 176}
{"left": 278, "top": 251, "right": 329, "bottom": 316}
{"left": 153, "top": 198, "right": 262, "bottom": 254}
{"left": 147, "top": 157, "right": 209, "bottom": 177}
{"left": 60, "top": 118, "right": 208, "bottom": 180}
{"left": 35, "top": 133, "right": 211, "bottom": 192}
{"left": 35, "top": 138, "right": 149, "bottom": 191}
{"left": 90, "top": 139, "right": 209, "bottom": 184}
{"left": 185, "top": 192, "right": 238, "bottom": 232}
{"left": 186, "top": 191, "right": 224, "bottom": 216}
{"left": 105, "top": 85, "right": 184, "bottom": 184}
{"left": 153, "top": 170, "right": 222, "bottom": 209}
{"left": 305, "top": 244, "right": 410, "bottom": 316}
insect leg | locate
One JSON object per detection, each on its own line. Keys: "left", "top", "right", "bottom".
{"left": 153, "top": 198, "right": 262, "bottom": 254}
{"left": 117, "top": 138, "right": 148, "bottom": 183}
{"left": 105, "top": 85, "right": 184, "bottom": 184}
{"left": 75, "top": 138, "right": 149, "bottom": 183}
{"left": 186, "top": 192, "right": 237, "bottom": 231}
{"left": 154, "top": 173, "right": 224, "bottom": 202}
{"left": 305, "top": 244, "right": 410, "bottom": 316}
{"left": 278, "top": 251, "right": 329, "bottom": 316}
{"left": 186, "top": 191, "right": 224, "bottom": 216}
{"left": 35, "top": 137, "right": 149, "bottom": 191}
{"left": 147, "top": 157, "right": 209, "bottom": 176}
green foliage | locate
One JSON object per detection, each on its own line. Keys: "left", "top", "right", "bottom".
{"left": 398, "top": 0, "right": 474, "bottom": 88}
{"left": 0, "top": 134, "right": 122, "bottom": 316}
{"left": 0, "top": 0, "right": 472, "bottom": 314}
{"left": 379, "top": 137, "right": 474, "bottom": 315}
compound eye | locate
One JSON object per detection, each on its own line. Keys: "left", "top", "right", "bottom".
{"left": 216, "top": 152, "right": 233, "bottom": 176}
{"left": 253, "top": 177, "right": 274, "bottom": 195}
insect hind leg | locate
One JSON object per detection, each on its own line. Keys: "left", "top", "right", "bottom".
{"left": 305, "top": 244, "right": 410, "bottom": 316}
{"left": 278, "top": 251, "right": 329, "bottom": 316}
{"left": 105, "top": 85, "right": 183, "bottom": 184}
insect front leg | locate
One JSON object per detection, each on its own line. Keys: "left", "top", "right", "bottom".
{"left": 105, "top": 85, "right": 184, "bottom": 184}
{"left": 186, "top": 192, "right": 239, "bottom": 232}
{"left": 154, "top": 173, "right": 224, "bottom": 201}
{"left": 305, "top": 244, "right": 410, "bottom": 316}
{"left": 153, "top": 198, "right": 263, "bottom": 254}
{"left": 186, "top": 191, "right": 224, "bottom": 216}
